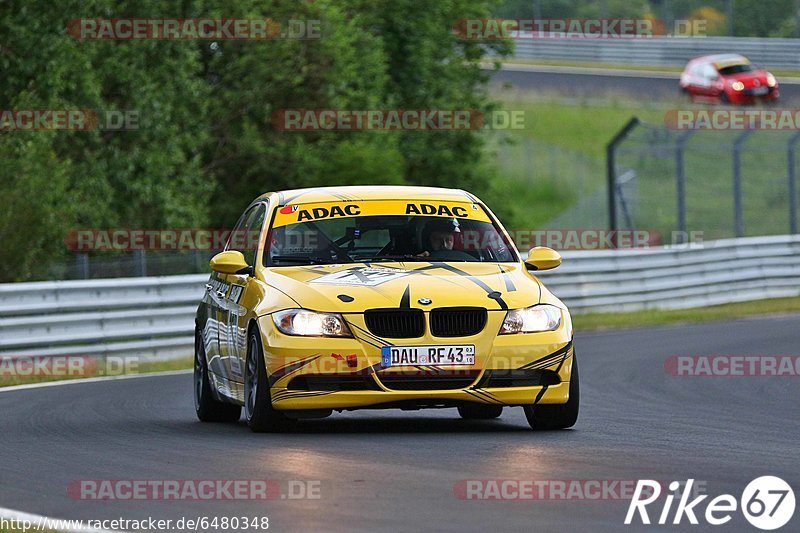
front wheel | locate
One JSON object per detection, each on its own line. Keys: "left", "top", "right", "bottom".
{"left": 523, "top": 353, "right": 579, "bottom": 430}
{"left": 244, "top": 329, "right": 296, "bottom": 433}
{"left": 194, "top": 331, "right": 241, "bottom": 423}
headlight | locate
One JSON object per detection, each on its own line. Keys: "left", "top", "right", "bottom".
{"left": 731, "top": 81, "right": 745, "bottom": 91}
{"left": 499, "top": 305, "right": 562, "bottom": 334}
{"left": 272, "top": 309, "right": 352, "bottom": 337}
{"left": 767, "top": 74, "right": 777, "bottom": 87}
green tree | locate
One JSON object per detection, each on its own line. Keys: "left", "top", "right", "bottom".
{"left": 0, "top": 0, "right": 511, "bottom": 280}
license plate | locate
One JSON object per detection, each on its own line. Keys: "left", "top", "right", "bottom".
{"left": 381, "top": 345, "right": 475, "bottom": 367}
{"left": 753, "top": 87, "right": 768, "bottom": 95}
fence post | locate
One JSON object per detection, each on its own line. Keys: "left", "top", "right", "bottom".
{"left": 134, "top": 250, "right": 147, "bottom": 277}
{"left": 732, "top": 130, "right": 753, "bottom": 238}
{"left": 75, "top": 253, "right": 90, "bottom": 280}
{"left": 675, "top": 130, "right": 696, "bottom": 243}
{"left": 607, "top": 117, "right": 640, "bottom": 243}
{"left": 788, "top": 131, "right": 800, "bottom": 235}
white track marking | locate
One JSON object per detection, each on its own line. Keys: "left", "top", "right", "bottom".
{"left": 0, "top": 370, "right": 191, "bottom": 394}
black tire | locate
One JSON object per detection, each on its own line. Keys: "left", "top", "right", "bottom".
{"left": 458, "top": 404, "right": 503, "bottom": 419}
{"left": 523, "top": 353, "right": 579, "bottom": 430}
{"left": 244, "top": 329, "right": 296, "bottom": 433}
{"left": 719, "top": 91, "right": 729, "bottom": 105}
{"left": 194, "top": 331, "right": 241, "bottom": 423}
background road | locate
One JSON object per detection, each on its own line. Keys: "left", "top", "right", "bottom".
{"left": 1, "top": 315, "right": 799, "bottom": 532}
{"left": 492, "top": 65, "right": 800, "bottom": 105}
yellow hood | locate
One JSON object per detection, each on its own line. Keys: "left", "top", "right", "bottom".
{"left": 260, "top": 262, "right": 541, "bottom": 313}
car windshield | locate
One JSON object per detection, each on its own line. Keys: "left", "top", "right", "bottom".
{"left": 265, "top": 201, "right": 518, "bottom": 266}
{"left": 717, "top": 64, "right": 753, "bottom": 75}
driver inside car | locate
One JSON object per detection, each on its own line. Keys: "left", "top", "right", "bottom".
{"left": 418, "top": 218, "right": 461, "bottom": 258}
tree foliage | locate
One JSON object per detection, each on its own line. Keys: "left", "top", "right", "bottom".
{"left": 0, "top": 0, "right": 509, "bottom": 281}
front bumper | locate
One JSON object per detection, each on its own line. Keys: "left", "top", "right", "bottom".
{"left": 258, "top": 310, "right": 575, "bottom": 411}
{"left": 728, "top": 87, "right": 779, "bottom": 103}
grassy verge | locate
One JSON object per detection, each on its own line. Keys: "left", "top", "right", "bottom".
{"left": 0, "top": 356, "right": 192, "bottom": 389}
{"left": 486, "top": 89, "right": 798, "bottom": 239}
{"left": 500, "top": 57, "right": 684, "bottom": 73}
{"left": 482, "top": 93, "right": 666, "bottom": 229}
{"left": 499, "top": 58, "right": 800, "bottom": 79}
{"left": 494, "top": 98, "right": 665, "bottom": 158}
{"left": 573, "top": 296, "right": 800, "bottom": 331}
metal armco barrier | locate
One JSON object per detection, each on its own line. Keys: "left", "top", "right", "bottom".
{"left": 0, "top": 236, "right": 798, "bottom": 361}
{"left": 0, "top": 275, "right": 206, "bottom": 360}
{"left": 513, "top": 37, "right": 800, "bottom": 69}
{"left": 538, "top": 235, "right": 800, "bottom": 312}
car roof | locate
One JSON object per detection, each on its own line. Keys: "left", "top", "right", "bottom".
{"left": 690, "top": 54, "right": 749, "bottom": 67}
{"left": 254, "top": 186, "right": 481, "bottom": 206}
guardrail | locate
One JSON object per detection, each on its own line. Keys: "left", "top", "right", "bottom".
{"left": 0, "top": 235, "right": 797, "bottom": 361}
{"left": 539, "top": 235, "right": 800, "bottom": 313}
{"left": 512, "top": 37, "right": 800, "bottom": 69}
{"left": 0, "top": 275, "right": 205, "bottom": 360}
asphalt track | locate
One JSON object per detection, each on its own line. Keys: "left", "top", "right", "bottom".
{"left": 1, "top": 315, "right": 799, "bottom": 532}
{"left": 492, "top": 65, "right": 800, "bottom": 105}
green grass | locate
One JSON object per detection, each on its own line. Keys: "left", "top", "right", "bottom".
{"left": 499, "top": 58, "right": 800, "bottom": 79}
{"left": 0, "top": 356, "right": 191, "bottom": 388}
{"left": 500, "top": 57, "right": 684, "bottom": 74}
{"left": 574, "top": 296, "right": 800, "bottom": 331}
{"left": 493, "top": 97, "right": 665, "bottom": 158}
{"left": 485, "top": 89, "right": 799, "bottom": 239}
{"left": 483, "top": 93, "right": 667, "bottom": 229}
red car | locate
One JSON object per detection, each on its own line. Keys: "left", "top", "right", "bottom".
{"left": 680, "top": 54, "right": 779, "bottom": 104}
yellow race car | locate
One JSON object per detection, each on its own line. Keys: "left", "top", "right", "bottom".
{"left": 194, "top": 186, "right": 577, "bottom": 431}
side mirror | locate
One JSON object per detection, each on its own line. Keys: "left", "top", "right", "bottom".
{"left": 524, "top": 247, "right": 562, "bottom": 271}
{"left": 210, "top": 251, "right": 252, "bottom": 275}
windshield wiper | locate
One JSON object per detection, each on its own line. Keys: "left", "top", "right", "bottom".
{"left": 270, "top": 255, "right": 337, "bottom": 265}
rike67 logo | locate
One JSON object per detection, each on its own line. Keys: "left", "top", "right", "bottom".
{"left": 626, "top": 477, "right": 795, "bottom": 530}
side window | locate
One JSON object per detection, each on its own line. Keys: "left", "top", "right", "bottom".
{"left": 702, "top": 64, "right": 717, "bottom": 80}
{"left": 243, "top": 205, "right": 266, "bottom": 266}
{"left": 225, "top": 204, "right": 266, "bottom": 266}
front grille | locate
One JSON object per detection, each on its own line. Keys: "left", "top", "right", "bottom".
{"left": 430, "top": 307, "right": 487, "bottom": 337}
{"left": 377, "top": 370, "right": 480, "bottom": 390}
{"left": 365, "top": 309, "right": 425, "bottom": 338}
{"left": 287, "top": 374, "right": 380, "bottom": 391}
{"left": 482, "top": 369, "right": 561, "bottom": 388}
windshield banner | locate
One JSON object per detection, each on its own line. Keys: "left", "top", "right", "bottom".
{"left": 271, "top": 200, "right": 492, "bottom": 228}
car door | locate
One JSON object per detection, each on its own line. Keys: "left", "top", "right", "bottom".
{"left": 213, "top": 206, "right": 256, "bottom": 388}
{"left": 201, "top": 270, "right": 229, "bottom": 378}
{"left": 221, "top": 203, "right": 267, "bottom": 386}
{"left": 699, "top": 64, "right": 718, "bottom": 97}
